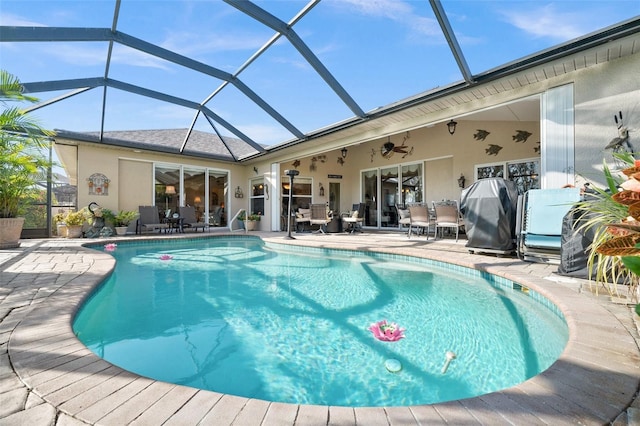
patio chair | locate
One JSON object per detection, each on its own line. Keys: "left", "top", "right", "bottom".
{"left": 397, "top": 205, "right": 411, "bottom": 235}
{"left": 179, "top": 205, "right": 207, "bottom": 232}
{"left": 516, "top": 187, "right": 582, "bottom": 264}
{"left": 209, "top": 205, "right": 222, "bottom": 226}
{"left": 432, "top": 200, "right": 464, "bottom": 242}
{"left": 408, "top": 205, "right": 434, "bottom": 239}
{"left": 343, "top": 203, "right": 365, "bottom": 233}
{"left": 137, "top": 205, "right": 170, "bottom": 234}
{"left": 309, "top": 203, "right": 331, "bottom": 233}
{"left": 295, "top": 207, "right": 311, "bottom": 232}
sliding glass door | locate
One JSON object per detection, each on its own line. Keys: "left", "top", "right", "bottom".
{"left": 154, "top": 164, "right": 228, "bottom": 226}
{"left": 361, "top": 163, "right": 423, "bottom": 229}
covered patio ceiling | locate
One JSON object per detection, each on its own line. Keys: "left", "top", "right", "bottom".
{"left": 1, "top": 1, "right": 638, "bottom": 162}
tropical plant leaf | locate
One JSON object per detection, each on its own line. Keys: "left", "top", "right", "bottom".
{"left": 602, "top": 158, "right": 621, "bottom": 195}
{"left": 612, "top": 190, "right": 640, "bottom": 206}
{"left": 596, "top": 234, "right": 640, "bottom": 256}
{"left": 629, "top": 202, "right": 640, "bottom": 221}
{"left": 606, "top": 223, "right": 640, "bottom": 236}
{"left": 621, "top": 255, "right": 640, "bottom": 277}
{"left": 621, "top": 166, "right": 640, "bottom": 176}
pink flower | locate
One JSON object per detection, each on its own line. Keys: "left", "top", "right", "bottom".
{"left": 104, "top": 243, "right": 117, "bottom": 252}
{"left": 159, "top": 254, "right": 173, "bottom": 261}
{"left": 369, "top": 320, "right": 405, "bottom": 342}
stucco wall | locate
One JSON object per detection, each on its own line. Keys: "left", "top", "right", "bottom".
{"left": 573, "top": 53, "right": 640, "bottom": 186}
{"left": 272, "top": 119, "right": 540, "bottom": 210}
{"left": 68, "top": 141, "right": 247, "bottom": 221}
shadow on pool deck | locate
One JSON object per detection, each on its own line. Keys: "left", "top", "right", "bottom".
{"left": 1, "top": 231, "right": 639, "bottom": 425}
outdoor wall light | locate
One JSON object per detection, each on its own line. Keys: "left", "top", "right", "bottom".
{"left": 319, "top": 183, "right": 325, "bottom": 197}
{"left": 447, "top": 119, "right": 458, "bottom": 135}
{"left": 234, "top": 186, "right": 243, "bottom": 198}
{"left": 341, "top": 147, "right": 348, "bottom": 158}
{"left": 457, "top": 173, "right": 466, "bottom": 189}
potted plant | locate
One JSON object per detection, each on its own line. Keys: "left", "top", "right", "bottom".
{"left": 52, "top": 211, "right": 67, "bottom": 237}
{"left": 0, "top": 70, "right": 54, "bottom": 248}
{"left": 237, "top": 211, "right": 246, "bottom": 230}
{"left": 245, "top": 213, "right": 261, "bottom": 231}
{"left": 113, "top": 210, "right": 138, "bottom": 236}
{"left": 63, "top": 208, "right": 89, "bottom": 238}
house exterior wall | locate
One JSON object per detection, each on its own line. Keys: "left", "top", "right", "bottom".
{"left": 61, "top": 140, "right": 248, "bottom": 223}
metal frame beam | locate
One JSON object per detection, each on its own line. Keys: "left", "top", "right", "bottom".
{"left": 429, "top": 0, "right": 474, "bottom": 84}
{"left": 224, "top": 0, "right": 366, "bottom": 119}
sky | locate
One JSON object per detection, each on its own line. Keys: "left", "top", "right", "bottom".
{"left": 1, "top": 0, "right": 638, "bottom": 146}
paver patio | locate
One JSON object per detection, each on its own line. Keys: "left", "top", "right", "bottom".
{"left": 1, "top": 230, "right": 639, "bottom": 425}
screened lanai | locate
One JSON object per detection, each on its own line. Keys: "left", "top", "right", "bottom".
{"left": 1, "top": 1, "right": 640, "bottom": 237}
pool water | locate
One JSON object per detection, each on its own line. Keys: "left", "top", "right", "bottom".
{"left": 74, "top": 237, "right": 568, "bottom": 407}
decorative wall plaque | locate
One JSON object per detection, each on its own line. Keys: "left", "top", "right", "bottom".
{"left": 87, "top": 173, "right": 110, "bottom": 196}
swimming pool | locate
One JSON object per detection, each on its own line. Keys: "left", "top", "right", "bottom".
{"left": 75, "top": 236, "right": 568, "bottom": 407}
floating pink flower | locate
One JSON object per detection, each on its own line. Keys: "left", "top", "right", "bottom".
{"left": 369, "top": 320, "right": 405, "bottom": 342}
{"left": 104, "top": 243, "right": 117, "bottom": 252}
{"left": 159, "top": 254, "right": 173, "bottom": 261}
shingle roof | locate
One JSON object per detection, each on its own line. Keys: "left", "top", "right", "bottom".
{"left": 55, "top": 128, "right": 261, "bottom": 161}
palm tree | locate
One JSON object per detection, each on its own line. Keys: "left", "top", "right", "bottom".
{"left": 0, "top": 70, "right": 54, "bottom": 248}
{"left": 0, "top": 69, "right": 54, "bottom": 219}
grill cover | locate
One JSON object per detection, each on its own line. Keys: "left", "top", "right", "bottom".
{"left": 460, "top": 178, "right": 519, "bottom": 251}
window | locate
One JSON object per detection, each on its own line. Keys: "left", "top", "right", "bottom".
{"left": 507, "top": 158, "right": 540, "bottom": 194}
{"left": 475, "top": 157, "right": 540, "bottom": 194}
{"left": 475, "top": 162, "right": 505, "bottom": 180}
{"left": 281, "top": 176, "right": 312, "bottom": 215}
{"left": 250, "top": 177, "right": 265, "bottom": 216}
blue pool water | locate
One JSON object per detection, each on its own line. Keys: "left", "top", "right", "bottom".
{"left": 74, "top": 237, "right": 568, "bottom": 407}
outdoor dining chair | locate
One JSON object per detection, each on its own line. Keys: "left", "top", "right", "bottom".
{"left": 408, "top": 205, "right": 434, "bottom": 239}
{"left": 432, "top": 201, "right": 464, "bottom": 242}
{"left": 309, "top": 203, "right": 331, "bottom": 233}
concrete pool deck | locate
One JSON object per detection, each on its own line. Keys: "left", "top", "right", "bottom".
{"left": 1, "top": 230, "right": 639, "bottom": 425}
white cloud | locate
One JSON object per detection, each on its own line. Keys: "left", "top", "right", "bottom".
{"left": 331, "top": 0, "right": 440, "bottom": 40}
{"left": 236, "top": 123, "right": 293, "bottom": 145}
{"left": 335, "top": 0, "right": 413, "bottom": 19}
{"left": 0, "top": 12, "right": 45, "bottom": 26}
{"left": 161, "top": 31, "right": 267, "bottom": 57}
{"left": 110, "top": 45, "right": 172, "bottom": 71}
{"left": 502, "top": 4, "right": 588, "bottom": 41}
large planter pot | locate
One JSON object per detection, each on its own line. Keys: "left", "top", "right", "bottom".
{"left": 245, "top": 220, "right": 259, "bottom": 231}
{"left": 115, "top": 226, "right": 128, "bottom": 236}
{"left": 66, "top": 225, "right": 83, "bottom": 238}
{"left": 0, "top": 217, "right": 25, "bottom": 249}
{"left": 56, "top": 222, "right": 68, "bottom": 238}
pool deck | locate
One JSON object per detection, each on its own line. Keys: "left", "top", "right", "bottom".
{"left": 1, "top": 229, "right": 639, "bottom": 425}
